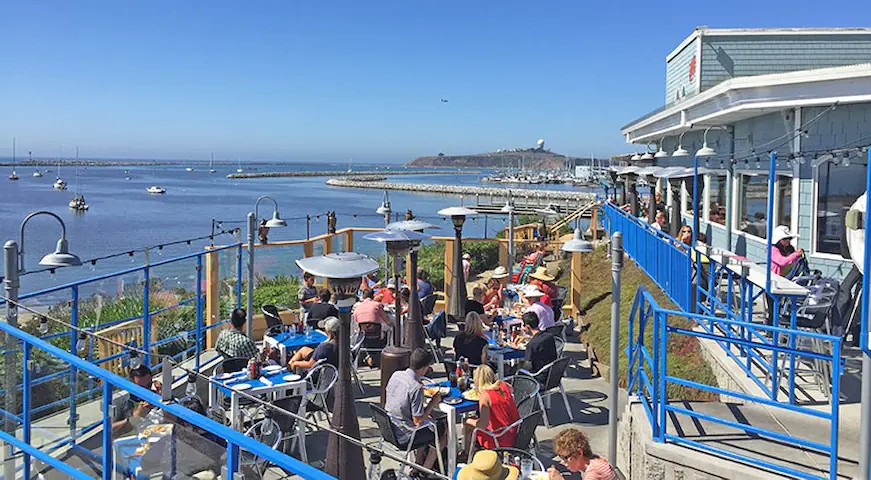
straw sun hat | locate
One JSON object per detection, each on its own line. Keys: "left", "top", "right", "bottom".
{"left": 491, "top": 266, "right": 509, "bottom": 279}
{"left": 528, "top": 266, "right": 555, "bottom": 282}
{"left": 456, "top": 451, "right": 519, "bottom": 480}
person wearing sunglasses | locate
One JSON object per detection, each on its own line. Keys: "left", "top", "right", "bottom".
{"left": 548, "top": 428, "right": 615, "bottom": 480}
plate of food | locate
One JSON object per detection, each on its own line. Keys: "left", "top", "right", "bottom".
{"left": 443, "top": 397, "right": 463, "bottom": 405}
{"left": 423, "top": 385, "right": 450, "bottom": 397}
{"left": 263, "top": 365, "right": 283, "bottom": 374}
{"left": 462, "top": 389, "right": 480, "bottom": 401}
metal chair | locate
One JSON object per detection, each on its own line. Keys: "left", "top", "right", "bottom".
{"left": 354, "top": 321, "right": 388, "bottom": 367}
{"left": 349, "top": 330, "right": 366, "bottom": 394}
{"left": 513, "top": 410, "right": 544, "bottom": 452}
{"left": 369, "top": 404, "right": 444, "bottom": 477}
{"left": 520, "top": 356, "right": 573, "bottom": 427}
{"left": 424, "top": 311, "right": 447, "bottom": 361}
{"left": 218, "top": 357, "right": 249, "bottom": 374}
{"left": 262, "top": 304, "right": 284, "bottom": 329}
{"left": 271, "top": 396, "right": 308, "bottom": 459}
{"left": 304, "top": 361, "right": 338, "bottom": 424}
{"left": 467, "top": 417, "right": 523, "bottom": 463}
{"left": 421, "top": 294, "right": 438, "bottom": 318}
{"left": 509, "top": 374, "right": 541, "bottom": 418}
{"left": 240, "top": 409, "right": 283, "bottom": 476}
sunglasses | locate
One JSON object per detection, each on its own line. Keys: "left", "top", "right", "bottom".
{"left": 559, "top": 453, "right": 578, "bottom": 465}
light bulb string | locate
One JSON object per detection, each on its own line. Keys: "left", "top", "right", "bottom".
{"left": 0, "top": 294, "right": 449, "bottom": 479}
{"left": 729, "top": 102, "right": 839, "bottom": 158}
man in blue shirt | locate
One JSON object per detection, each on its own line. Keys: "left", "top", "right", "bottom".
{"left": 417, "top": 268, "right": 434, "bottom": 299}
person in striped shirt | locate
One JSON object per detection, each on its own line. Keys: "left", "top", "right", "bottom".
{"left": 549, "top": 428, "right": 616, "bottom": 480}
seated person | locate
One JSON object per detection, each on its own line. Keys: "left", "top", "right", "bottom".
{"left": 453, "top": 312, "right": 489, "bottom": 366}
{"left": 464, "top": 286, "right": 490, "bottom": 324}
{"left": 359, "top": 271, "right": 381, "bottom": 292}
{"left": 112, "top": 364, "right": 163, "bottom": 436}
{"left": 417, "top": 268, "right": 435, "bottom": 299}
{"left": 288, "top": 317, "right": 339, "bottom": 373}
{"left": 353, "top": 289, "right": 391, "bottom": 366}
{"left": 215, "top": 308, "right": 258, "bottom": 360}
{"left": 528, "top": 267, "right": 558, "bottom": 307}
{"left": 399, "top": 285, "right": 411, "bottom": 317}
{"left": 385, "top": 348, "right": 447, "bottom": 472}
{"left": 519, "top": 311, "right": 557, "bottom": 373}
{"left": 307, "top": 288, "right": 338, "bottom": 327}
{"left": 462, "top": 364, "right": 520, "bottom": 457}
{"left": 521, "top": 285, "right": 554, "bottom": 329}
{"left": 482, "top": 277, "right": 504, "bottom": 314}
{"left": 523, "top": 244, "right": 545, "bottom": 264}
{"left": 375, "top": 278, "right": 398, "bottom": 304}
{"left": 548, "top": 428, "right": 616, "bottom": 480}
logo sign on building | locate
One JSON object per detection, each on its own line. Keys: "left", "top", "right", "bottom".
{"left": 688, "top": 55, "right": 697, "bottom": 83}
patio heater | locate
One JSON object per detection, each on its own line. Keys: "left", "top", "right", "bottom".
{"left": 4, "top": 211, "right": 81, "bottom": 479}
{"left": 295, "top": 252, "right": 379, "bottom": 480}
{"left": 386, "top": 219, "right": 438, "bottom": 350}
{"left": 438, "top": 206, "right": 477, "bottom": 321}
{"left": 246, "top": 196, "right": 287, "bottom": 336}
{"left": 635, "top": 166, "right": 662, "bottom": 225}
{"left": 365, "top": 228, "right": 431, "bottom": 402}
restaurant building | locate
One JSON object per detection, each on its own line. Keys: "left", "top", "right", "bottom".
{"left": 621, "top": 27, "right": 871, "bottom": 279}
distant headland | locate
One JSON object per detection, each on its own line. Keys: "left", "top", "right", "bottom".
{"left": 405, "top": 148, "right": 584, "bottom": 170}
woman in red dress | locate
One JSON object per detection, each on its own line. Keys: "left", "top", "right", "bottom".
{"left": 462, "top": 365, "right": 521, "bottom": 457}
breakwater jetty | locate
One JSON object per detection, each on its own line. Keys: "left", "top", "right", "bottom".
{"left": 226, "top": 169, "right": 470, "bottom": 179}
{"left": 325, "top": 177, "right": 596, "bottom": 208}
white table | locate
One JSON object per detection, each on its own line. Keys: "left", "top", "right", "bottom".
{"left": 437, "top": 390, "right": 479, "bottom": 476}
{"left": 208, "top": 370, "right": 309, "bottom": 462}
{"left": 263, "top": 330, "right": 328, "bottom": 365}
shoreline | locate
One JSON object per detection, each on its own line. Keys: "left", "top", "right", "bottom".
{"left": 225, "top": 169, "right": 475, "bottom": 179}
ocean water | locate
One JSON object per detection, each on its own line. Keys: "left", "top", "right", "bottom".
{"left": 0, "top": 162, "right": 592, "bottom": 297}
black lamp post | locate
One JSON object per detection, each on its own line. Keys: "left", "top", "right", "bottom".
{"left": 438, "top": 206, "right": 477, "bottom": 321}
{"left": 295, "top": 252, "right": 379, "bottom": 480}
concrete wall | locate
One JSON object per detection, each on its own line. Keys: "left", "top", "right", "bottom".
{"left": 665, "top": 37, "right": 699, "bottom": 105}
{"left": 700, "top": 34, "right": 871, "bottom": 91}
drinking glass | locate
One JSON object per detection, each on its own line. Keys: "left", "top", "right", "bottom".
{"left": 520, "top": 458, "right": 533, "bottom": 479}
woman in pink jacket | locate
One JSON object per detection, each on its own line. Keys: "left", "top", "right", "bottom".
{"left": 767, "top": 226, "right": 804, "bottom": 326}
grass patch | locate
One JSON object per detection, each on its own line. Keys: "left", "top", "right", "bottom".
{"left": 558, "top": 246, "right": 718, "bottom": 401}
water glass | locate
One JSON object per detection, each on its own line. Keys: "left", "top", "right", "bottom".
{"left": 520, "top": 458, "right": 533, "bottom": 479}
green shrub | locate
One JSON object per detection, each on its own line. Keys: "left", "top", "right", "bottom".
{"left": 243, "top": 274, "right": 301, "bottom": 313}
{"left": 416, "top": 240, "right": 500, "bottom": 290}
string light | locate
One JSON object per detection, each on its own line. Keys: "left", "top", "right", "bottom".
{"left": 38, "top": 316, "right": 49, "bottom": 335}
{"left": 76, "top": 332, "right": 88, "bottom": 355}
{"left": 129, "top": 350, "right": 142, "bottom": 369}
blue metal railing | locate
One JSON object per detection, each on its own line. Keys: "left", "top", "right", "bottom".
{"left": 0, "top": 320, "right": 333, "bottom": 480}
{"left": 628, "top": 286, "right": 843, "bottom": 480}
{"left": 603, "top": 202, "right": 693, "bottom": 311}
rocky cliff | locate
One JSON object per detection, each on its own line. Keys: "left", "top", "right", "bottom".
{"left": 405, "top": 150, "right": 572, "bottom": 170}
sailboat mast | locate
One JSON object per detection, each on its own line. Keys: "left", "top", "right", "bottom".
{"left": 12, "top": 137, "right": 15, "bottom": 165}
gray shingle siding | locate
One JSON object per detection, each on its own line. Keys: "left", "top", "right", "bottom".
{"left": 665, "top": 38, "right": 698, "bottom": 105}
{"left": 700, "top": 34, "right": 871, "bottom": 91}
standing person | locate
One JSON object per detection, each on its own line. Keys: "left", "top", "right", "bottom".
{"left": 521, "top": 285, "right": 554, "bottom": 329}
{"left": 298, "top": 272, "right": 318, "bottom": 316}
{"left": 288, "top": 317, "right": 339, "bottom": 372}
{"left": 519, "top": 311, "right": 557, "bottom": 373}
{"left": 462, "top": 253, "right": 472, "bottom": 280}
{"left": 384, "top": 348, "right": 447, "bottom": 473}
{"left": 462, "top": 364, "right": 520, "bottom": 456}
{"left": 548, "top": 428, "right": 616, "bottom": 480}
{"left": 215, "top": 308, "right": 258, "bottom": 360}
{"left": 453, "top": 311, "right": 489, "bottom": 366}
{"left": 417, "top": 268, "right": 435, "bottom": 299}
{"left": 258, "top": 219, "right": 269, "bottom": 244}
{"left": 307, "top": 288, "right": 338, "bottom": 327}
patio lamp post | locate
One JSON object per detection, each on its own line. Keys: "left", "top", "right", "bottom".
{"left": 376, "top": 191, "right": 392, "bottom": 277}
{"left": 246, "top": 196, "right": 287, "bottom": 336}
{"left": 295, "top": 252, "right": 379, "bottom": 480}
{"left": 4, "top": 211, "right": 81, "bottom": 479}
{"left": 438, "top": 206, "right": 477, "bottom": 321}
{"left": 385, "top": 220, "right": 438, "bottom": 350}
{"left": 501, "top": 198, "right": 516, "bottom": 278}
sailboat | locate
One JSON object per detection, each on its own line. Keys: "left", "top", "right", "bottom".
{"left": 236, "top": 157, "right": 244, "bottom": 174}
{"left": 347, "top": 157, "right": 353, "bottom": 173}
{"left": 8, "top": 138, "right": 19, "bottom": 181}
{"left": 209, "top": 153, "right": 216, "bottom": 174}
{"left": 31, "top": 151, "right": 42, "bottom": 177}
{"left": 53, "top": 153, "right": 67, "bottom": 190}
{"left": 124, "top": 169, "right": 132, "bottom": 181}
{"left": 69, "top": 163, "right": 89, "bottom": 211}
{"left": 146, "top": 161, "right": 166, "bottom": 194}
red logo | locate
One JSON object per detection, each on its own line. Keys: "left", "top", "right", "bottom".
{"left": 688, "top": 55, "right": 697, "bottom": 83}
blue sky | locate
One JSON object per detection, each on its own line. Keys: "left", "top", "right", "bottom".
{"left": 2, "top": 1, "right": 869, "bottom": 163}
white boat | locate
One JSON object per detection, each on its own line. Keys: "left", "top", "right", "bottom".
{"left": 209, "top": 153, "right": 216, "bottom": 174}
{"left": 32, "top": 170, "right": 42, "bottom": 177}
{"left": 31, "top": 151, "right": 42, "bottom": 177}
{"left": 9, "top": 138, "right": 18, "bottom": 180}
{"left": 69, "top": 163, "right": 89, "bottom": 211}
{"left": 9, "top": 170, "right": 18, "bottom": 181}
{"left": 236, "top": 156, "right": 244, "bottom": 173}
{"left": 185, "top": 167, "right": 194, "bottom": 172}
{"left": 147, "top": 185, "right": 166, "bottom": 194}
{"left": 54, "top": 154, "right": 66, "bottom": 189}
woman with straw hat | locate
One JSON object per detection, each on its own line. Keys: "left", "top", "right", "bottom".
{"left": 462, "top": 365, "right": 520, "bottom": 458}
{"left": 527, "top": 267, "right": 557, "bottom": 307}
{"left": 457, "top": 451, "right": 518, "bottom": 480}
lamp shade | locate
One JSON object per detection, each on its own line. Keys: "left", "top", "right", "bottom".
{"left": 500, "top": 202, "right": 515, "bottom": 213}
{"left": 39, "top": 238, "right": 82, "bottom": 267}
{"left": 363, "top": 229, "right": 431, "bottom": 243}
{"left": 561, "top": 229, "right": 594, "bottom": 253}
{"left": 386, "top": 219, "right": 438, "bottom": 231}
{"left": 295, "top": 252, "right": 379, "bottom": 279}
{"left": 630, "top": 153, "right": 641, "bottom": 161}
{"left": 696, "top": 144, "right": 716, "bottom": 157}
{"left": 376, "top": 204, "right": 391, "bottom": 215}
{"left": 672, "top": 146, "right": 690, "bottom": 157}
{"left": 534, "top": 206, "right": 559, "bottom": 218}
{"left": 265, "top": 211, "right": 287, "bottom": 228}
{"left": 640, "top": 152, "right": 654, "bottom": 161}
{"left": 438, "top": 206, "right": 478, "bottom": 217}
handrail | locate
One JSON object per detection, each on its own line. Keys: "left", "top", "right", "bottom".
{"left": 0, "top": 320, "right": 333, "bottom": 480}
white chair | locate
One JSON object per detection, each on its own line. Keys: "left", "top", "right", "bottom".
{"left": 304, "top": 361, "right": 338, "bottom": 425}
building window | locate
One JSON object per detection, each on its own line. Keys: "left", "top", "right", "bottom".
{"left": 816, "top": 162, "right": 866, "bottom": 255}
{"left": 708, "top": 175, "right": 727, "bottom": 226}
{"left": 737, "top": 174, "right": 792, "bottom": 239}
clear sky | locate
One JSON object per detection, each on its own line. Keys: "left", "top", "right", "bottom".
{"left": 2, "top": 1, "right": 869, "bottom": 163}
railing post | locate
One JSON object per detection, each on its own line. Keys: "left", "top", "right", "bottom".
{"left": 225, "top": 443, "right": 240, "bottom": 479}
{"left": 102, "top": 382, "right": 113, "bottom": 480}
{"left": 651, "top": 303, "right": 660, "bottom": 441}
{"left": 22, "top": 342, "right": 31, "bottom": 480}
{"left": 246, "top": 212, "right": 256, "bottom": 338}
{"left": 204, "top": 249, "right": 220, "bottom": 349}
{"left": 143, "top": 260, "right": 151, "bottom": 368}
{"left": 3, "top": 240, "right": 18, "bottom": 480}
{"left": 235, "top": 243, "right": 243, "bottom": 311}
{"left": 608, "top": 232, "right": 623, "bottom": 463}
{"left": 344, "top": 229, "right": 354, "bottom": 253}
{"left": 657, "top": 310, "right": 668, "bottom": 443}
{"left": 830, "top": 338, "right": 841, "bottom": 480}
{"left": 859, "top": 147, "right": 871, "bottom": 480}
{"left": 195, "top": 254, "right": 203, "bottom": 371}
{"left": 70, "top": 285, "right": 80, "bottom": 443}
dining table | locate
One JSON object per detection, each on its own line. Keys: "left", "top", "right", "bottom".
{"left": 487, "top": 335, "right": 526, "bottom": 379}
{"left": 208, "top": 365, "right": 309, "bottom": 462}
{"left": 429, "top": 380, "right": 481, "bottom": 477}
{"left": 263, "top": 329, "right": 328, "bottom": 365}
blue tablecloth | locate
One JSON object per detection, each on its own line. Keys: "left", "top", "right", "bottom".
{"left": 214, "top": 367, "right": 301, "bottom": 396}
{"left": 429, "top": 380, "right": 479, "bottom": 414}
{"left": 269, "top": 330, "right": 327, "bottom": 350}
{"left": 487, "top": 336, "right": 526, "bottom": 361}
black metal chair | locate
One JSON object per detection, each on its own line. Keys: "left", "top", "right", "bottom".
{"left": 513, "top": 409, "right": 544, "bottom": 452}
{"left": 272, "top": 396, "right": 306, "bottom": 456}
{"left": 486, "top": 446, "right": 545, "bottom": 472}
{"left": 218, "top": 357, "right": 249, "bottom": 374}
{"left": 421, "top": 294, "right": 438, "bottom": 318}
{"left": 370, "top": 404, "right": 444, "bottom": 476}
{"left": 509, "top": 374, "right": 541, "bottom": 418}
{"left": 520, "top": 356, "right": 573, "bottom": 427}
{"left": 262, "top": 304, "right": 284, "bottom": 329}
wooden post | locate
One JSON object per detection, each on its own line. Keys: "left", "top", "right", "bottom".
{"left": 498, "top": 239, "right": 508, "bottom": 269}
{"left": 204, "top": 249, "right": 220, "bottom": 348}
{"left": 570, "top": 251, "right": 583, "bottom": 319}
{"left": 303, "top": 240, "right": 314, "bottom": 258}
{"left": 344, "top": 229, "right": 354, "bottom": 253}
{"left": 590, "top": 206, "right": 599, "bottom": 240}
{"left": 443, "top": 238, "right": 454, "bottom": 314}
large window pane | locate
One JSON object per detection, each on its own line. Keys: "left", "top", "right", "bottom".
{"left": 777, "top": 176, "right": 793, "bottom": 229}
{"left": 708, "top": 175, "right": 727, "bottom": 225}
{"left": 738, "top": 174, "right": 768, "bottom": 238}
{"left": 816, "top": 162, "right": 866, "bottom": 255}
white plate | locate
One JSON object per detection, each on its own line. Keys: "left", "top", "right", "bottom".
{"left": 263, "top": 365, "right": 283, "bottom": 373}
{"left": 215, "top": 373, "right": 234, "bottom": 380}
{"left": 283, "top": 374, "right": 301, "bottom": 382}
{"left": 231, "top": 383, "right": 252, "bottom": 391}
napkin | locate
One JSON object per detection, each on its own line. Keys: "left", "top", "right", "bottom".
{"left": 259, "top": 376, "right": 273, "bottom": 387}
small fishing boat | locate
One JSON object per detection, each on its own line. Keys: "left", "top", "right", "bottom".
{"left": 147, "top": 185, "right": 166, "bottom": 194}
{"left": 9, "top": 170, "right": 18, "bottom": 181}
{"left": 185, "top": 167, "right": 194, "bottom": 172}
